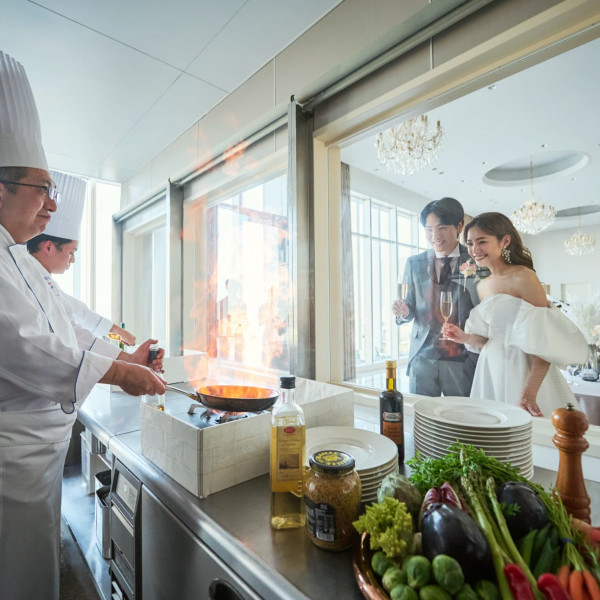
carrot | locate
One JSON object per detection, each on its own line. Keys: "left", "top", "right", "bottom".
{"left": 559, "top": 564, "right": 571, "bottom": 590}
{"left": 571, "top": 569, "right": 585, "bottom": 600}
{"left": 583, "top": 570, "right": 600, "bottom": 600}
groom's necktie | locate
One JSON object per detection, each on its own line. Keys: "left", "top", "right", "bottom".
{"left": 439, "top": 257, "right": 452, "bottom": 286}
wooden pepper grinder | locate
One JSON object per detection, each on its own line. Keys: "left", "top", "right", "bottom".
{"left": 552, "top": 403, "right": 591, "bottom": 523}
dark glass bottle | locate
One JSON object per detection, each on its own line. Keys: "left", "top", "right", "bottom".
{"left": 379, "top": 360, "right": 404, "bottom": 465}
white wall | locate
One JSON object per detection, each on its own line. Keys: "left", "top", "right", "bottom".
{"left": 349, "top": 166, "right": 430, "bottom": 214}
{"left": 524, "top": 223, "right": 600, "bottom": 301}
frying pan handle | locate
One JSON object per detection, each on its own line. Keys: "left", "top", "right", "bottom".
{"left": 165, "top": 384, "right": 198, "bottom": 401}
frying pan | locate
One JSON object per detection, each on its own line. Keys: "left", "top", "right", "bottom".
{"left": 165, "top": 384, "right": 279, "bottom": 412}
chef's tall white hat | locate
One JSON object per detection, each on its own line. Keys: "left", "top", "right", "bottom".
{"left": 0, "top": 51, "right": 48, "bottom": 170}
{"left": 45, "top": 170, "right": 87, "bottom": 240}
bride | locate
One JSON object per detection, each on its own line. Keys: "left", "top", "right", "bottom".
{"left": 442, "top": 212, "right": 588, "bottom": 417}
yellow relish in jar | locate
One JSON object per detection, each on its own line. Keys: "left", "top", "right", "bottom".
{"left": 304, "top": 450, "right": 361, "bottom": 551}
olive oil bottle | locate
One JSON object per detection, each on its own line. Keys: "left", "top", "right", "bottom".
{"left": 379, "top": 360, "right": 404, "bottom": 465}
{"left": 270, "top": 376, "right": 306, "bottom": 529}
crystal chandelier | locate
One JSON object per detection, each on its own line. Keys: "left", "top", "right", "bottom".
{"left": 510, "top": 158, "right": 555, "bottom": 235}
{"left": 565, "top": 213, "right": 596, "bottom": 255}
{"left": 375, "top": 115, "right": 443, "bottom": 175}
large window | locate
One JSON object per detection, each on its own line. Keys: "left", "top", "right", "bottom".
{"left": 350, "top": 192, "right": 425, "bottom": 387}
{"left": 185, "top": 172, "right": 291, "bottom": 373}
{"left": 53, "top": 179, "right": 121, "bottom": 324}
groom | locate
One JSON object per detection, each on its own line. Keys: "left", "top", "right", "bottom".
{"left": 393, "top": 197, "right": 481, "bottom": 396}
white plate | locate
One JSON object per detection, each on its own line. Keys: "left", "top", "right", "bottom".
{"left": 414, "top": 414, "right": 532, "bottom": 437}
{"left": 414, "top": 397, "right": 532, "bottom": 429}
{"left": 414, "top": 422, "right": 532, "bottom": 447}
{"left": 305, "top": 426, "right": 398, "bottom": 471}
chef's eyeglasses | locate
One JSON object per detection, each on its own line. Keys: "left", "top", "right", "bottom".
{"left": 0, "top": 180, "right": 61, "bottom": 204}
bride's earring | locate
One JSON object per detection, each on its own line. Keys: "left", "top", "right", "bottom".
{"left": 501, "top": 247, "right": 511, "bottom": 263}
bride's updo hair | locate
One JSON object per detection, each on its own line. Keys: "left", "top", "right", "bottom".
{"left": 465, "top": 212, "right": 535, "bottom": 271}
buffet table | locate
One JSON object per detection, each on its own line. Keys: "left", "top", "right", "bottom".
{"left": 63, "top": 384, "right": 600, "bottom": 600}
{"left": 567, "top": 375, "right": 600, "bottom": 426}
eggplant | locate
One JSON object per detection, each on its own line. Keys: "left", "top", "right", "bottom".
{"left": 421, "top": 503, "right": 493, "bottom": 583}
{"left": 497, "top": 481, "right": 548, "bottom": 541}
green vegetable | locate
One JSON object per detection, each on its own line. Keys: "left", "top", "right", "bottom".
{"left": 532, "top": 540, "right": 558, "bottom": 579}
{"left": 383, "top": 566, "right": 407, "bottom": 592}
{"left": 390, "top": 584, "right": 419, "bottom": 600}
{"left": 404, "top": 555, "right": 431, "bottom": 590}
{"left": 519, "top": 529, "right": 538, "bottom": 567}
{"left": 531, "top": 523, "right": 552, "bottom": 560}
{"left": 456, "top": 583, "right": 479, "bottom": 600}
{"left": 377, "top": 473, "right": 423, "bottom": 521}
{"left": 419, "top": 584, "right": 452, "bottom": 600}
{"left": 353, "top": 497, "right": 414, "bottom": 559}
{"left": 432, "top": 554, "right": 464, "bottom": 595}
{"left": 371, "top": 550, "right": 396, "bottom": 576}
{"left": 474, "top": 579, "right": 501, "bottom": 600}
{"left": 484, "top": 477, "right": 541, "bottom": 597}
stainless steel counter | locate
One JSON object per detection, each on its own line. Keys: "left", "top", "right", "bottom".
{"left": 76, "top": 384, "right": 600, "bottom": 600}
{"left": 78, "top": 385, "right": 362, "bottom": 600}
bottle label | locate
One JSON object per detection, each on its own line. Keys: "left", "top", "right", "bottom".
{"left": 275, "top": 426, "right": 303, "bottom": 482}
{"left": 382, "top": 412, "right": 403, "bottom": 445}
{"left": 305, "top": 497, "right": 336, "bottom": 542}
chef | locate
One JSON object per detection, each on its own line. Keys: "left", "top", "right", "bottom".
{"left": 0, "top": 51, "right": 165, "bottom": 600}
{"left": 26, "top": 170, "right": 137, "bottom": 347}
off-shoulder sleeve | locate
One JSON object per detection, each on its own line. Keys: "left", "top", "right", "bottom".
{"left": 508, "top": 303, "right": 588, "bottom": 367}
{"left": 464, "top": 306, "right": 489, "bottom": 353}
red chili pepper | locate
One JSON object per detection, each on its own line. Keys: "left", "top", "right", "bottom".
{"left": 537, "top": 573, "right": 572, "bottom": 600}
{"left": 505, "top": 563, "right": 536, "bottom": 600}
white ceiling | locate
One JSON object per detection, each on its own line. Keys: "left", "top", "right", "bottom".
{"left": 2, "top": 0, "right": 341, "bottom": 182}
{"left": 341, "top": 36, "right": 600, "bottom": 232}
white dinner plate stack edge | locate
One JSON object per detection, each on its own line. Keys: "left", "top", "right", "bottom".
{"left": 413, "top": 397, "right": 534, "bottom": 480}
{"left": 305, "top": 426, "right": 399, "bottom": 503}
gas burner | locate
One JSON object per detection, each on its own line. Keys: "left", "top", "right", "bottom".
{"left": 187, "top": 403, "right": 266, "bottom": 428}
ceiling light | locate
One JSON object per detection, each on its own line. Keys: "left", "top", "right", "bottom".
{"left": 375, "top": 115, "right": 443, "bottom": 175}
{"left": 510, "top": 157, "right": 555, "bottom": 235}
{"left": 565, "top": 211, "right": 596, "bottom": 255}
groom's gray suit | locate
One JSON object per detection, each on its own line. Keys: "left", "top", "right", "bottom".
{"left": 397, "top": 243, "right": 481, "bottom": 396}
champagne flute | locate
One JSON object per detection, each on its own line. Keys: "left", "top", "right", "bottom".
{"left": 440, "top": 290, "right": 453, "bottom": 340}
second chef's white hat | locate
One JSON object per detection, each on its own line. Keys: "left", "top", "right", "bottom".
{"left": 45, "top": 170, "right": 87, "bottom": 240}
{"left": 0, "top": 50, "right": 48, "bottom": 170}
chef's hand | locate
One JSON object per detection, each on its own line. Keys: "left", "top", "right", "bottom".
{"left": 441, "top": 322, "right": 467, "bottom": 344}
{"left": 100, "top": 361, "right": 166, "bottom": 396}
{"left": 392, "top": 299, "right": 409, "bottom": 319}
{"left": 518, "top": 389, "right": 543, "bottom": 417}
{"left": 120, "top": 339, "right": 164, "bottom": 371}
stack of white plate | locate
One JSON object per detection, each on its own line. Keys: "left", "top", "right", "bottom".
{"left": 413, "top": 397, "right": 534, "bottom": 479}
{"left": 305, "top": 426, "right": 399, "bottom": 503}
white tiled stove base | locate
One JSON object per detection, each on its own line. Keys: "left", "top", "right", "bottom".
{"left": 141, "top": 378, "right": 354, "bottom": 497}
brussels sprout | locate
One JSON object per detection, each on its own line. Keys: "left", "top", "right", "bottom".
{"left": 404, "top": 555, "right": 431, "bottom": 590}
{"left": 475, "top": 579, "right": 500, "bottom": 600}
{"left": 371, "top": 551, "right": 396, "bottom": 576}
{"left": 432, "top": 554, "right": 465, "bottom": 595}
{"left": 382, "top": 566, "right": 407, "bottom": 592}
{"left": 419, "top": 584, "right": 453, "bottom": 600}
{"left": 390, "top": 584, "right": 419, "bottom": 600}
{"left": 455, "top": 583, "right": 479, "bottom": 600}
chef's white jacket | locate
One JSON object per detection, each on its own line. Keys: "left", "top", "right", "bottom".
{"left": 62, "top": 292, "right": 113, "bottom": 337}
{"left": 0, "top": 223, "right": 116, "bottom": 600}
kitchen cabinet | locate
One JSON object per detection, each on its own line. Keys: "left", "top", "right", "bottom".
{"left": 141, "top": 486, "right": 261, "bottom": 599}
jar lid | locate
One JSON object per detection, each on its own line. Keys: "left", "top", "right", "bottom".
{"left": 309, "top": 450, "right": 356, "bottom": 474}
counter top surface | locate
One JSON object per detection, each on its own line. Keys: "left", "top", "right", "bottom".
{"left": 78, "top": 384, "right": 600, "bottom": 600}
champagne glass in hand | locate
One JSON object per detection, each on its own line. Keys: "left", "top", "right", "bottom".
{"left": 392, "top": 280, "right": 410, "bottom": 320}
{"left": 439, "top": 290, "right": 453, "bottom": 340}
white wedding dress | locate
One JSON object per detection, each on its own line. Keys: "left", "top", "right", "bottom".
{"left": 465, "top": 294, "right": 588, "bottom": 416}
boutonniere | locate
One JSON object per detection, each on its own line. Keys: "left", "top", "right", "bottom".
{"left": 459, "top": 259, "right": 477, "bottom": 290}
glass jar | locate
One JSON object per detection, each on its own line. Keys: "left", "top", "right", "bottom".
{"left": 304, "top": 450, "right": 361, "bottom": 551}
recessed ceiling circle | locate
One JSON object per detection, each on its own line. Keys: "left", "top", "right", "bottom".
{"left": 555, "top": 205, "right": 600, "bottom": 218}
{"left": 483, "top": 151, "right": 589, "bottom": 187}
